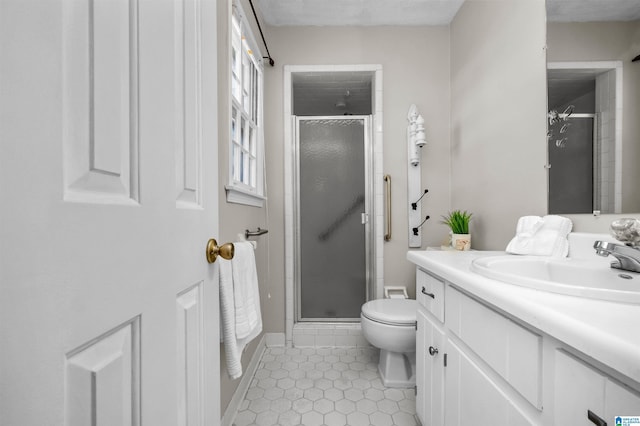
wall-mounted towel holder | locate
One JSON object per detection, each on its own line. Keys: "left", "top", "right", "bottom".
{"left": 411, "top": 189, "right": 429, "bottom": 210}
{"left": 412, "top": 216, "right": 430, "bottom": 236}
{"left": 245, "top": 227, "right": 269, "bottom": 239}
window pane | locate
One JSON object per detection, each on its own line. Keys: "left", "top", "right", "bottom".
{"left": 249, "top": 126, "right": 256, "bottom": 156}
{"left": 231, "top": 108, "right": 237, "bottom": 142}
{"left": 238, "top": 148, "right": 244, "bottom": 183}
{"left": 231, "top": 33, "right": 242, "bottom": 103}
{"left": 242, "top": 152, "right": 250, "bottom": 185}
{"left": 238, "top": 117, "right": 244, "bottom": 149}
{"left": 242, "top": 53, "right": 251, "bottom": 112}
{"left": 232, "top": 144, "right": 241, "bottom": 182}
{"left": 251, "top": 157, "right": 257, "bottom": 188}
{"left": 252, "top": 67, "right": 259, "bottom": 122}
{"left": 229, "top": 3, "right": 263, "bottom": 198}
{"left": 232, "top": 77, "right": 241, "bottom": 103}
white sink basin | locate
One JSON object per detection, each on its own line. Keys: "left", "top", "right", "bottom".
{"left": 470, "top": 255, "right": 640, "bottom": 304}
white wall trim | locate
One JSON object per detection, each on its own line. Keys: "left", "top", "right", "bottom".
{"left": 225, "top": 184, "right": 266, "bottom": 207}
{"left": 283, "top": 64, "right": 384, "bottom": 345}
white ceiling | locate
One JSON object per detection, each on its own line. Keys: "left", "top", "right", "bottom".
{"left": 256, "top": 0, "right": 640, "bottom": 26}
{"left": 546, "top": 0, "right": 640, "bottom": 23}
{"left": 257, "top": 0, "right": 465, "bottom": 26}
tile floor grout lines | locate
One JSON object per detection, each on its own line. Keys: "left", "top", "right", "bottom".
{"left": 232, "top": 346, "right": 418, "bottom": 426}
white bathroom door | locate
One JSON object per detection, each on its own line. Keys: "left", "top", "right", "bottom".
{"left": 0, "top": 1, "right": 220, "bottom": 425}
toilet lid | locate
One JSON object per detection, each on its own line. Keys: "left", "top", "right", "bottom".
{"left": 361, "top": 299, "right": 417, "bottom": 326}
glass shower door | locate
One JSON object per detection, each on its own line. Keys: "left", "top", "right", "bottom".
{"left": 295, "top": 117, "right": 370, "bottom": 321}
{"left": 548, "top": 116, "right": 594, "bottom": 214}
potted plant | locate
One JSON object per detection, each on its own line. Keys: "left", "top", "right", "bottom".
{"left": 441, "top": 210, "right": 472, "bottom": 250}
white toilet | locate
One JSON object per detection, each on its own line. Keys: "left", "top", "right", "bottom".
{"left": 360, "top": 298, "right": 418, "bottom": 388}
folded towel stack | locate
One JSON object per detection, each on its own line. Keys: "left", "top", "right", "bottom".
{"left": 506, "top": 215, "right": 573, "bottom": 257}
{"left": 219, "top": 242, "right": 262, "bottom": 380}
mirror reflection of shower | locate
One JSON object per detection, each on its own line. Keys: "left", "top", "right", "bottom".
{"left": 547, "top": 63, "right": 621, "bottom": 214}
{"left": 547, "top": 104, "right": 574, "bottom": 148}
{"left": 334, "top": 89, "right": 353, "bottom": 114}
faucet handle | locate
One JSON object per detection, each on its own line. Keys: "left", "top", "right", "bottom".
{"left": 610, "top": 218, "right": 640, "bottom": 247}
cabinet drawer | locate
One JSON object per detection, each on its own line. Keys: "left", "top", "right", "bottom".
{"left": 447, "top": 286, "right": 542, "bottom": 409}
{"left": 416, "top": 268, "right": 445, "bottom": 322}
{"left": 555, "top": 350, "right": 640, "bottom": 425}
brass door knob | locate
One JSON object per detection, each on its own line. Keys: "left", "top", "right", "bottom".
{"left": 206, "top": 239, "right": 234, "bottom": 264}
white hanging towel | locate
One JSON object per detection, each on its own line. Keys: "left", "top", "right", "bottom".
{"left": 219, "top": 242, "right": 262, "bottom": 379}
{"left": 506, "top": 215, "right": 573, "bottom": 257}
{"left": 232, "top": 242, "right": 262, "bottom": 340}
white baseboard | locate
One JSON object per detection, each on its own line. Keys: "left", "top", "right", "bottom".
{"left": 220, "top": 335, "right": 266, "bottom": 426}
{"left": 220, "top": 333, "right": 286, "bottom": 426}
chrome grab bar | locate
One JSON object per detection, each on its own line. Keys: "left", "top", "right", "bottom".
{"left": 384, "top": 174, "right": 391, "bottom": 241}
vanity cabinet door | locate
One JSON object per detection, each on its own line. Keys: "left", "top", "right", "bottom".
{"left": 416, "top": 309, "right": 445, "bottom": 426}
{"left": 445, "top": 340, "right": 535, "bottom": 426}
{"left": 555, "top": 350, "right": 640, "bottom": 425}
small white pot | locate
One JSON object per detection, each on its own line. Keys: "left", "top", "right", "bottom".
{"left": 452, "top": 233, "right": 471, "bottom": 251}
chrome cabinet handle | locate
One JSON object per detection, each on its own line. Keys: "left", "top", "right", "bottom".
{"left": 428, "top": 346, "right": 438, "bottom": 356}
{"left": 421, "top": 286, "right": 435, "bottom": 299}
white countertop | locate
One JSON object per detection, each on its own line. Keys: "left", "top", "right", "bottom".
{"left": 407, "top": 249, "right": 640, "bottom": 386}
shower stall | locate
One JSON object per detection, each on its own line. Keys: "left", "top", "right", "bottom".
{"left": 294, "top": 116, "right": 373, "bottom": 321}
{"left": 548, "top": 115, "right": 595, "bottom": 214}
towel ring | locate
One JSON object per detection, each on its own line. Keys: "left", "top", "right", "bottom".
{"left": 206, "top": 239, "right": 235, "bottom": 264}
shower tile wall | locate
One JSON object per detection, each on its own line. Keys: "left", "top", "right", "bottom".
{"left": 232, "top": 346, "right": 417, "bottom": 426}
{"left": 595, "top": 68, "right": 618, "bottom": 213}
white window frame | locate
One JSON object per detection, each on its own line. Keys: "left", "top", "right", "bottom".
{"left": 225, "top": 1, "right": 265, "bottom": 207}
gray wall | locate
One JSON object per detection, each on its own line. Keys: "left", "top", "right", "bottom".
{"left": 449, "top": 0, "right": 548, "bottom": 249}
{"left": 217, "top": 0, "right": 272, "bottom": 414}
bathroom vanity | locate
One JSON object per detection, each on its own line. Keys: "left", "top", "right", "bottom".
{"left": 408, "top": 245, "right": 640, "bottom": 425}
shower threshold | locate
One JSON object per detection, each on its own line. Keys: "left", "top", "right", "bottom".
{"left": 292, "top": 322, "right": 370, "bottom": 348}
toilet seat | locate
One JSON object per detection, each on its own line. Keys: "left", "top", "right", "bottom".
{"left": 361, "top": 299, "right": 417, "bottom": 326}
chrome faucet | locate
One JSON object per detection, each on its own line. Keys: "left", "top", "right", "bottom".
{"left": 593, "top": 240, "right": 640, "bottom": 273}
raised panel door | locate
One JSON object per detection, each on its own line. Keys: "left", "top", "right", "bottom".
{"left": 0, "top": 0, "right": 220, "bottom": 425}
{"left": 416, "top": 309, "right": 445, "bottom": 426}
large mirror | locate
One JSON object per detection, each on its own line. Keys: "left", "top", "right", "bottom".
{"left": 546, "top": 1, "right": 640, "bottom": 214}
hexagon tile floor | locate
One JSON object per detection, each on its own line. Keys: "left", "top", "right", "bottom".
{"left": 231, "top": 346, "right": 418, "bottom": 426}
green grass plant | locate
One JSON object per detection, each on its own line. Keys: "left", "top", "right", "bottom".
{"left": 441, "top": 210, "right": 472, "bottom": 234}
